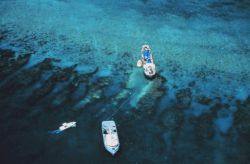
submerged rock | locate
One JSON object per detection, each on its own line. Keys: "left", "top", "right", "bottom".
{"left": 0, "top": 49, "right": 15, "bottom": 59}
{"left": 188, "top": 80, "right": 196, "bottom": 87}
{"left": 195, "top": 70, "right": 207, "bottom": 80}
{"left": 0, "top": 58, "right": 54, "bottom": 96}
{"left": 195, "top": 96, "right": 212, "bottom": 105}
{"left": 0, "top": 49, "right": 31, "bottom": 80}
{"left": 73, "top": 77, "right": 112, "bottom": 110}
{"left": 159, "top": 106, "right": 185, "bottom": 154}
{"left": 113, "top": 52, "right": 133, "bottom": 77}
{"left": 190, "top": 113, "right": 214, "bottom": 142}
{"left": 175, "top": 88, "right": 192, "bottom": 109}
{"left": 80, "top": 44, "right": 93, "bottom": 54}
{"left": 0, "top": 31, "right": 7, "bottom": 40}
{"left": 135, "top": 75, "right": 167, "bottom": 115}
{"left": 16, "top": 53, "right": 31, "bottom": 67}
{"left": 31, "top": 66, "right": 77, "bottom": 100}
{"left": 234, "top": 95, "right": 250, "bottom": 139}
{"left": 0, "top": 49, "right": 15, "bottom": 78}
{"left": 161, "top": 108, "right": 184, "bottom": 131}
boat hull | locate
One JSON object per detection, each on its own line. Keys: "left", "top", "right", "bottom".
{"left": 140, "top": 45, "right": 156, "bottom": 78}
{"left": 102, "top": 121, "right": 120, "bottom": 155}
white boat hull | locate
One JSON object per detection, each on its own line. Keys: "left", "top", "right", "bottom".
{"left": 102, "top": 121, "right": 120, "bottom": 155}
{"left": 59, "top": 122, "right": 76, "bottom": 131}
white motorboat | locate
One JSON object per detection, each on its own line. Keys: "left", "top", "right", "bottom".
{"left": 59, "top": 121, "right": 76, "bottom": 131}
{"left": 137, "top": 44, "right": 156, "bottom": 79}
{"left": 102, "top": 121, "right": 120, "bottom": 155}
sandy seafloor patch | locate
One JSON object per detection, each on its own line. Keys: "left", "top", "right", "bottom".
{"left": 0, "top": 0, "right": 250, "bottom": 163}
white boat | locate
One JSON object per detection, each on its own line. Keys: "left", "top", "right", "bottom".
{"left": 59, "top": 122, "right": 76, "bottom": 131}
{"left": 137, "top": 44, "right": 156, "bottom": 79}
{"left": 102, "top": 121, "right": 120, "bottom": 155}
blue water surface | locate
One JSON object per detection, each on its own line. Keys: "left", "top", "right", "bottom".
{"left": 0, "top": 0, "right": 250, "bottom": 163}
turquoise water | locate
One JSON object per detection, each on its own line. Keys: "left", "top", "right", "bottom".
{"left": 1, "top": 0, "right": 250, "bottom": 163}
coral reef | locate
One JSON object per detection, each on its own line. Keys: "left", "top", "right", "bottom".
{"left": 0, "top": 0, "right": 249, "bottom": 162}
{"left": 234, "top": 96, "right": 250, "bottom": 140}
{"left": 0, "top": 49, "right": 31, "bottom": 80}
{"left": 175, "top": 88, "right": 192, "bottom": 109}
{"left": 135, "top": 74, "right": 167, "bottom": 115}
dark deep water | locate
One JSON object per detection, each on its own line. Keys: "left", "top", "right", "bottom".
{"left": 1, "top": 0, "right": 250, "bottom": 163}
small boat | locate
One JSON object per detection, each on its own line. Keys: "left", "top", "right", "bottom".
{"left": 137, "top": 44, "right": 156, "bottom": 79}
{"left": 102, "top": 121, "right": 120, "bottom": 155}
{"left": 59, "top": 122, "right": 76, "bottom": 131}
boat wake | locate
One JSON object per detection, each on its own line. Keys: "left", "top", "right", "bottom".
{"left": 49, "top": 129, "right": 62, "bottom": 134}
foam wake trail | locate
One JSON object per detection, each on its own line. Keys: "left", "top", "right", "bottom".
{"left": 49, "top": 129, "right": 62, "bottom": 134}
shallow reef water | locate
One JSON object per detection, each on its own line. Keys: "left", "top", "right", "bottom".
{"left": 0, "top": 0, "right": 250, "bottom": 164}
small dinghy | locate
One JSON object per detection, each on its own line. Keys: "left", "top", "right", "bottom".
{"left": 49, "top": 121, "right": 76, "bottom": 134}
{"left": 102, "top": 121, "right": 120, "bottom": 155}
{"left": 137, "top": 44, "right": 156, "bottom": 79}
{"left": 59, "top": 122, "right": 76, "bottom": 131}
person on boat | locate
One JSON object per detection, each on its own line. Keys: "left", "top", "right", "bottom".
{"left": 141, "top": 46, "right": 154, "bottom": 65}
{"left": 137, "top": 44, "right": 156, "bottom": 78}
